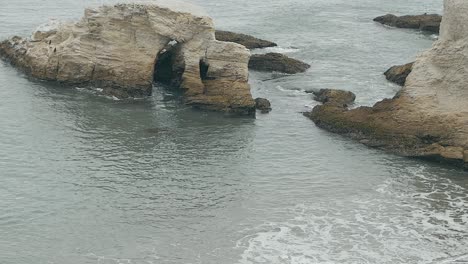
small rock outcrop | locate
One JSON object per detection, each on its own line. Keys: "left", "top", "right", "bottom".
{"left": 384, "top": 62, "right": 414, "bottom": 86}
{"left": 306, "top": 0, "right": 468, "bottom": 169}
{"left": 0, "top": 3, "right": 256, "bottom": 115}
{"left": 255, "top": 98, "right": 272, "bottom": 113}
{"left": 249, "top": 53, "right": 310, "bottom": 74}
{"left": 215, "top": 30, "right": 277, "bottom": 50}
{"left": 313, "top": 89, "right": 356, "bottom": 106}
{"left": 374, "top": 13, "right": 442, "bottom": 34}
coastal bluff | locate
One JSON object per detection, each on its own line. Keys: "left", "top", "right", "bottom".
{"left": 0, "top": 3, "right": 256, "bottom": 115}
{"left": 306, "top": 0, "right": 468, "bottom": 168}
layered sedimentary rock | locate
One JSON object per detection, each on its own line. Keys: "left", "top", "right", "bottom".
{"left": 374, "top": 14, "right": 442, "bottom": 34}
{"left": 0, "top": 3, "right": 255, "bottom": 115}
{"left": 215, "top": 30, "right": 277, "bottom": 49}
{"left": 384, "top": 62, "right": 414, "bottom": 86}
{"left": 306, "top": 0, "right": 468, "bottom": 168}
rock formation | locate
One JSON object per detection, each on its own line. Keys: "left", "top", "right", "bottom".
{"left": 312, "top": 89, "right": 356, "bottom": 106}
{"left": 254, "top": 98, "right": 272, "bottom": 113}
{"left": 249, "top": 53, "right": 310, "bottom": 74}
{"left": 374, "top": 14, "right": 442, "bottom": 34}
{"left": 215, "top": 30, "right": 277, "bottom": 50}
{"left": 0, "top": 3, "right": 256, "bottom": 115}
{"left": 384, "top": 62, "right": 414, "bottom": 86}
{"left": 214, "top": 32, "right": 310, "bottom": 74}
{"left": 306, "top": 0, "right": 468, "bottom": 168}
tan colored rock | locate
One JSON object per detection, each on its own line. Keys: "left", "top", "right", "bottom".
{"left": 464, "top": 150, "right": 468, "bottom": 163}
{"left": 306, "top": 0, "right": 468, "bottom": 168}
{"left": 440, "top": 147, "right": 464, "bottom": 160}
{"left": 384, "top": 62, "right": 413, "bottom": 86}
{"left": 0, "top": 3, "right": 255, "bottom": 115}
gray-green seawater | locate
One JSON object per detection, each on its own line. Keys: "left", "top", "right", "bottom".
{"left": 0, "top": 0, "right": 467, "bottom": 263}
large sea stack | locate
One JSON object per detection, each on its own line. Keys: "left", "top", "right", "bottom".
{"left": 306, "top": 0, "right": 468, "bottom": 168}
{"left": 0, "top": 3, "right": 256, "bottom": 115}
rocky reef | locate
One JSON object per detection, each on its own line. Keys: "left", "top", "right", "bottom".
{"left": 312, "top": 89, "right": 356, "bottom": 106}
{"left": 306, "top": 0, "right": 468, "bottom": 168}
{"left": 0, "top": 3, "right": 256, "bottom": 115}
{"left": 249, "top": 53, "right": 310, "bottom": 74}
{"left": 215, "top": 30, "right": 277, "bottom": 50}
{"left": 254, "top": 97, "right": 272, "bottom": 114}
{"left": 374, "top": 13, "right": 442, "bottom": 34}
{"left": 384, "top": 62, "right": 413, "bottom": 86}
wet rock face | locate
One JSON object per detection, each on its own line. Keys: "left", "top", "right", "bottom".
{"left": 307, "top": 0, "right": 468, "bottom": 169}
{"left": 313, "top": 89, "right": 356, "bottom": 106}
{"left": 374, "top": 14, "right": 442, "bottom": 33}
{"left": 384, "top": 62, "right": 414, "bottom": 86}
{"left": 0, "top": 4, "right": 256, "bottom": 115}
{"left": 215, "top": 30, "right": 277, "bottom": 50}
{"left": 249, "top": 53, "right": 310, "bottom": 74}
{"left": 255, "top": 98, "right": 272, "bottom": 113}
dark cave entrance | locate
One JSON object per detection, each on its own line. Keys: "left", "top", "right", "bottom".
{"left": 199, "top": 59, "right": 209, "bottom": 81}
{"left": 153, "top": 44, "right": 184, "bottom": 88}
{"left": 153, "top": 43, "right": 215, "bottom": 93}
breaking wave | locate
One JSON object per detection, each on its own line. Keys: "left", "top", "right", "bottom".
{"left": 237, "top": 166, "right": 468, "bottom": 264}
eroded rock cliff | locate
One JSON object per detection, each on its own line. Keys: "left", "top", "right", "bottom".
{"left": 0, "top": 3, "right": 255, "bottom": 115}
{"left": 306, "top": 0, "right": 468, "bottom": 168}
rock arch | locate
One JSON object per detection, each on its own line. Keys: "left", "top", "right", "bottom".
{"left": 0, "top": 3, "right": 256, "bottom": 115}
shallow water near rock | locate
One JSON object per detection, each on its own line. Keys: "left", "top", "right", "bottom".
{"left": 0, "top": 1, "right": 467, "bottom": 264}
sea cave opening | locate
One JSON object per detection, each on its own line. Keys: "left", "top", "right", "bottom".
{"left": 153, "top": 43, "right": 184, "bottom": 88}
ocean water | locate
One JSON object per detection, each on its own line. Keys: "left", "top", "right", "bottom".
{"left": 0, "top": 0, "right": 467, "bottom": 264}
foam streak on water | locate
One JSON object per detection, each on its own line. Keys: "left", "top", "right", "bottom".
{"left": 237, "top": 166, "right": 468, "bottom": 264}
{"left": 237, "top": 168, "right": 468, "bottom": 264}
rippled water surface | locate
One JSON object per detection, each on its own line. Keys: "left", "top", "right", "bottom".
{"left": 1, "top": 0, "right": 467, "bottom": 263}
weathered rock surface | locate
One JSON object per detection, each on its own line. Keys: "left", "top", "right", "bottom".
{"left": 215, "top": 30, "right": 277, "bottom": 50}
{"left": 255, "top": 97, "right": 272, "bottom": 113}
{"left": 0, "top": 3, "right": 256, "bottom": 115}
{"left": 306, "top": 0, "right": 468, "bottom": 169}
{"left": 384, "top": 62, "right": 414, "bottom": 86}
{"left": 249, "top": 53, "right": 310, "bottom": 74}
{"left": 374, "top": 13, "right": 442, "bottom": 34}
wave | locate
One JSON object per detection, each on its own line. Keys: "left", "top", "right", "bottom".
{"left": 237, "top": 166, "right": 468, "bottom": 264}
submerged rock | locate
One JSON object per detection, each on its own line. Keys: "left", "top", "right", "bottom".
{"left": 249, "top": 53, "right": 310, "bottom": 74}
{"left": 0, "top": 3, "right": 256, "bottom": 115}
{"left": 374, "top": 13, "right": 442, "bottom": 34}
{"left": 306, "top": 0, "right": 468, "bottom": 168}
{"left": 215, "top": 30, "right": 277, "bottom": 50}
{"left": 384, "top": 62, "right": 414, "bottom": 86}
{"left": 255, "top": 97, "right": 272, "bottom": 113}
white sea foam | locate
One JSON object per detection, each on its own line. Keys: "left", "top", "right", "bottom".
{"left": 237, "top": 166, "right": 468, "bottom": 264}
{"left": 253, "top": 46, "right": 300, "bottom": 54}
